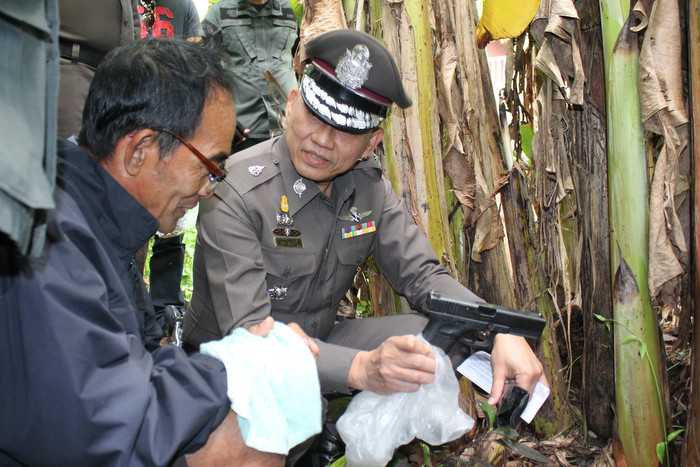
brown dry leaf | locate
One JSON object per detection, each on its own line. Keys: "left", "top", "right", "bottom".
{"left": 540, "top": 435, "right": 576, "bottom": 449}
{"left": 554, "top": 449, "right": 573, "bottom": 466}
{"left": 474, "top": 431, "right": 508, "bottom": 465}
{"left": 531, "top": 0, "right": 584, "bottom": 106}
{"left": 453, "top": 189, "right": 476, "bottom": 211}
{"left": 436, "top": 42, "right": 460, "bottom": 150}
{"left": 630, "top": 0, "right": 652, "bottom": 32}
{"left": 444, "top": 146, "right": 476, "bottom": 216}
{"left": 637, "top": 0, "right": 690, "bottom": 298}
{"left": 471, "top": 161, "right": 505, "bottom": 262}
{"left": 589, "top": 441, "right": 616, "bottom": 467}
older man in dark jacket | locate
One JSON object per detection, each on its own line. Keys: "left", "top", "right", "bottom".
{"left": 0, "top": 39, "right": 281, "bottom": 467}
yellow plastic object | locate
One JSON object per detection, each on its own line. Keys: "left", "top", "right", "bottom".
{"left": 475, "top": 0, "right": 541, "bottom": 48}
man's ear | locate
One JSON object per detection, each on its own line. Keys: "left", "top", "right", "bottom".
{"left": 361, "top": 128, "right": 384, "bottom": 159}
{"left": 117, "top": 129, "right": 160, "bottom": 177}
{"left": 286, "top": 88, "right": 300, "bottom": 115}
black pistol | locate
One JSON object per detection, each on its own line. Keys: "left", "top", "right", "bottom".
{"left": 422, "top": 291, "right": 546, "bottom": 363}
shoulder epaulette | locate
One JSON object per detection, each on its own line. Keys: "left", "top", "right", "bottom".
{"left": 355, "top": 154, "right": 383, "bottom": 178}
{"left": 223, "top": 140, "right": 281, "bottom": 195}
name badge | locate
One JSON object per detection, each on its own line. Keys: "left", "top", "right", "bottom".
{"left": 341, "top": 221, "right": 376, "bottom": 239}
{"left": 275, "top": 236, "right": 303, "bottom": 248}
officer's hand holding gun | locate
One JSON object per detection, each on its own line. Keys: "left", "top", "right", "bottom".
{"left": 423, "top": 291, "right": 547, "bottom": 405}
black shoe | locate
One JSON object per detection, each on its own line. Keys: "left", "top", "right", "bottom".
{"left": 294, "top": 422, "right": 345, "bottom": 467}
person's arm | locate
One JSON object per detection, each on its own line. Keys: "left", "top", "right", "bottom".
{"left": 201, "top": 3, "right": 223, "bottom": 47}
{"left": 193, "top": 186, "right": 273, "bottom": 335}
{"left": 0, "top": 210, "right": 230, "bottom": 466}
{"left": 373, "top": 177, "right": 482, "bottom": 308}
{"left": 183, "top": 0, "right": 203, "bottom": 42}
{"left": 372, "top": 177, "right": 544, "bottom": 401}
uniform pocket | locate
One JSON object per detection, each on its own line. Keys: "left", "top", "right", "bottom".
{"left": 336, "top": 225, "right": 375, "bottom": 267}
{"left": 269, "top": 18, "right": 297, "bottom": 59}
{"left": 261, "top": 246, "right": 317, "bottom": 312}
{"left": 221, "top": 18, "right": 256, "bottom": 61}
{"left": 333, "top": 235, "right": 374, "bottom": 305}
{"left": 336, "top": 239, "right": 372, "bottom": 267}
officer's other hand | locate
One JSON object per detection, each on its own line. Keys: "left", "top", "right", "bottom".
{"left": 488, "top": 334, "right": 546, "bottom": 405}
{"left": 288, "top": 322, "right": 320, "bottom": 359}
{"left": 246, "top": 316, "right": 275, "bottom": 337}
{"left": 348, "top": 335, "right": 436, "bottom": 394}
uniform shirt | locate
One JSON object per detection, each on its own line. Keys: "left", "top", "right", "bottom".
{"left": 186, "top": 136, "right": 481, "bottom": 392}
{"left": 202, "top": 0, "right": 298, "bottom": 140}
{"left": 0, "top": 142, "right": 229, "bottom": 466}
{"left": 137, "top": 0, "right": 203, "bottom": 39}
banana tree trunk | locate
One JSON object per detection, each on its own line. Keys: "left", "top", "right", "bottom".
{"left": 572, "top": 0, "right": 615, "bottom": 440}
{"left": 366, "top": 0, "right": 456, "bottom": 272}
{"left": 599, "top": 1, "right": 668, "bottom": 465}
{"left": 684, "top": 0, "right": 700, "bottom": 463}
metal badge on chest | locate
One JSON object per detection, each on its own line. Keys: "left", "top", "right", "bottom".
{"left": 273, "top": 195, "right": 303, "bottom": 248}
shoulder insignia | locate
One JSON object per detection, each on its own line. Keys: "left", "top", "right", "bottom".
{"left": 224, "top": 141, "right": 281, "bottom": 195}
{"left": 248, "top": 165, "right": 265, "bottom": 177}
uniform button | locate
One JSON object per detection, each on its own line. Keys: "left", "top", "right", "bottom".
{"left": 272, "top": 159, "right": 279, "bottom": 166}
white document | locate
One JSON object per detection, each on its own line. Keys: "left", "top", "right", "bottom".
{"left": 456, "top": 351, "right": 550, "bottom": 424}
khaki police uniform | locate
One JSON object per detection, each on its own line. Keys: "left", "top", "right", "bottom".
{"left": 185, "top": 136, "right": 481, "bottom": 393}
{"left": 202, "top": 0, "right": 297, "bottom": 140}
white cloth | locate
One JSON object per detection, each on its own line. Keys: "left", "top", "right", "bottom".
{"left": 200, "top": 322, "right": 322, "bottom": 454}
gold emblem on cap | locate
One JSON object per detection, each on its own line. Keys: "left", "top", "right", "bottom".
{"left": 336, "top": 44, "right": 372, "bottom": 89}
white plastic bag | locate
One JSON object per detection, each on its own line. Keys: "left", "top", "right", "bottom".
{"left": 337, "top": 338, "right": 474, "bottom": 467}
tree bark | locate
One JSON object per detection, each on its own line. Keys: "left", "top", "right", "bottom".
{"left": 683, "top": 0, "right": 700, "bottom": 463}
{"left": 572, "top": 0, "right": 615, "bottom": 441}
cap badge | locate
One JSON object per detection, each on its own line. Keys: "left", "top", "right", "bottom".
{"left": 248, "top": 165, "right": 265, "bottom": 177}
{"left": 293, "top": 178, "right": 307, "bottom": 198}
{"left": 336, "top": 44, "right": 372, "bottom": 90}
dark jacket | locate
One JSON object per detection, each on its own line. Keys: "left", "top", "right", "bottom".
{"left": 0, "top": 142, "right": 229, "bottom": 466}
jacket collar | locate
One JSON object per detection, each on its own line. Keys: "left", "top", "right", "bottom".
{"left": 275, "top": 136, "right": 357, "bottom": 217}
{"left": 57, "top": 141, "right": 158, "bottom": 259}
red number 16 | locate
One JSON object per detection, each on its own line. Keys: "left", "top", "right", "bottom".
{"left": 138, "top": 5, "right": 175, "bottom": 39}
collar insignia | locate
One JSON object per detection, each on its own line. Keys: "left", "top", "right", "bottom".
{"left": 339, "top": 206, "right": 372, "bottom": 223}
{"left": 248, "top": 165, "right": 265, "bottom": 177}
{"left": 336, "top": 44, "right": 372, "bottom": 89}
{"left": 293, "top": 178, "right": 307, "bottom": 198}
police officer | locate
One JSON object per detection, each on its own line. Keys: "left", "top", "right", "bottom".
{"left": 185, "top": 30, "right": 544, "bottom": 402}
{"left": 202, "top": 0, "right": 298, "bottom": 150}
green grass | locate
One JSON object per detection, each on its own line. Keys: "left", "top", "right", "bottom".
{"left": 180, "top": 225, "right": 197, "bottom": 302}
